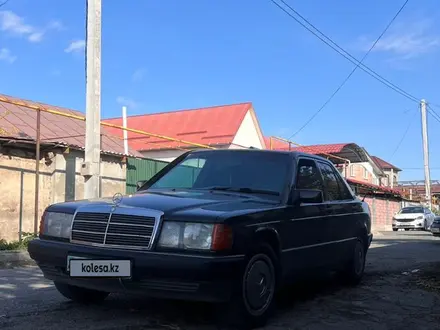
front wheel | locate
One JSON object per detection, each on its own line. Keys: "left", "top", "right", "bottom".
{"left": 54, "top": 282, "right": 109, "bottom": 304}
{"left": 222, "top": 244, "right": 278, "bottom": 329}
{"left": 338, "top": 238, "right": 366, "bottom": 286}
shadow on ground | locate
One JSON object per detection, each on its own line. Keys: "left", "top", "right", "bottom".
{"left": 0, "top": 233, "right": 439, "bottom": 329}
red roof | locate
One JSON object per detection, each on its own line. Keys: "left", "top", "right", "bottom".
{"left": 266, "top": 139, "right": 352, "bottom": 155}
{"left": 264, "top": 137, "right": 291, "bottom": 150}
{"left": 371, "top": 156, "right": 401, "bottom": 171}
{"left": 0, "top": 93, "right": 143, "bottom": 157}
{"left": 293, "top": 143, "right": 352, "bottom": 154}
{"left": 346, "top": 178, "right": 401, "bottom": 195}
{"left": 103, "top": 103, "right": 252, "bottom": 151}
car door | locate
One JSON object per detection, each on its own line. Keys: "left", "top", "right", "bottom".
{"left": 283, "top": 157, "right": 331, "bottom": 273}
{"left": 425, "top": 208, "right": 434, "bottom": 228}
{"left": 316, "top": 161, "right": 360, "bottom": 265}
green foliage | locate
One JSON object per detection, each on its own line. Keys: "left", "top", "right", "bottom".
{"left": 433, "top": 208, "right": 440, "bottom": 216}
{"left": 0, "top": 232, "right": 37, "bottom": 251}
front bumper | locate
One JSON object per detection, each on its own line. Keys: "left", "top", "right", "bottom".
{"left": 392, "top": 220, "right": 424, "bottom": 229}
{"left": 430, "top": 223, "right": 440, "bottom": 236}
{"left": 28, "top": 239, "right": 245, "bottom": 303}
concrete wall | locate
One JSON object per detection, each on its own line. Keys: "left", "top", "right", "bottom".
{"left": 0, "top": 147, "right": 126, "bottom": 242}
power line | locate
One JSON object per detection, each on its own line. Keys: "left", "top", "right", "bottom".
{"left": 390, "top": 108, "right": 417, "bottom": 159}
{"left": 0, "top": 0, "right": 10, "bottom": 7}
{"left": 427, "top": 105, "right": 440, "bottom": 124}
{"left": 271, "top": 0, "right": 419, "bottom": 103}
{"left": 284, "top": 0, "right": 410, "bottom": 139}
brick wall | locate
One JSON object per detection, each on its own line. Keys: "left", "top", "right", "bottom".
{"left": 362, "top": 195, "right": 401, "bottom": 232}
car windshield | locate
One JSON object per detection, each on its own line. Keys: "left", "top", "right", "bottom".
{"left": 399, "top": 207, "right": 424, "bottom": 214}
{"left": 142, "top": 150, "right": 290, "bottom": 199}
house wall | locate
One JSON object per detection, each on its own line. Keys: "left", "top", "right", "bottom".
{"left": 0, "top": 147, "right": 126, "bottom": 242}
{"left": 231, "top": 110, "right": 265, "bottom": 149}
{"left": 347, "top": 162, "right": 381, "bottom": 185}
{"left": 382, "top": 169, "right": 399, "bottom": 187}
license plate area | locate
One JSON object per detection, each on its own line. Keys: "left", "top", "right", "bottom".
{"left": 431, "top": 228, "right": 440, "bottom": 233}
{"left": 67, "top": 256, "right": 132, "bottom": 278}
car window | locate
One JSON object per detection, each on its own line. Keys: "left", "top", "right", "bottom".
{"left": 150, "top": 157, "right": 206, "bottom": 189}
{"left": 317, "top": 162, "right": 343, "bottom": 201}
{"left": 330, "top": 165, "right": 354, "bottom": 200}
{"left": 295, "top": 158, "right": 324, "bottom": 191}
{"left": 147, "top": 151, "right": 290, "bottom": 199}
{"left": 400, "top": 207, "right": 424, "bottom": 214}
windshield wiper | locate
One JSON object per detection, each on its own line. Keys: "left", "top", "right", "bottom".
{"left": 200, "top": 186, "right": 280, "bottom": 196}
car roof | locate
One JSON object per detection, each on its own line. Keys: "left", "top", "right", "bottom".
{"left": 187, "top": 148, "right": 332, "bottom": 163}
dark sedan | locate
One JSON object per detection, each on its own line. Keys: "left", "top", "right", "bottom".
{"left": 430, "top": 216, "right": 440, "bottom": 237}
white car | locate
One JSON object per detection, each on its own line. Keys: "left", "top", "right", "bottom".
{"left": 392, "top": 206, "right": 435, "bottom": 231}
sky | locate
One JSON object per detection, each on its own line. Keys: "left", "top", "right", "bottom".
{"left": 0, "top": 0, "right": 439, "bottom": 181}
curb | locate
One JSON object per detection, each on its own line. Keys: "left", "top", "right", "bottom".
{"left": 0, "top": 250, "right": 35, "bottom": 269}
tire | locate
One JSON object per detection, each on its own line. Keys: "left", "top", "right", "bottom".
{"left": 339, "top": 238, "right": 366, "bottom": 286}
{"left": 405, "top": 228, "right": 410, "bottom": 231}
{"left": 54, "top": 281, "right": 109, "bottom": 304}
{"left": 392, "top": 228, "right": 398, "bottom": 232}
{"left": 222, "top": 243, "right": 278, "bottom": 329}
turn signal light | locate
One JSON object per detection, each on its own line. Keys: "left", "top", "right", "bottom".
{"left": 39, "top": 210, "right": 47, "bottom": 236}
{"left": 211, "top": 224, "right": 233, "bottom": 251}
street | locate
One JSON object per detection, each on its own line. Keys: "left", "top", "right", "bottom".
{"left": 1, "top": 231, "right": 440, "bottom": 330}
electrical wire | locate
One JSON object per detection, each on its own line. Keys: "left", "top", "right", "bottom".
{"left": 284, "top": 0, "right": 410, "bottom": 139}
{"left": 270, "top": 0, "right": 419, "bottom": 103}
{"left": 428, "top": 105, "right": 440, "bottom": 124}
{"left": 0, "top": 0, "right": 10, "bottom": 8}
{"left": 390, "top": 109, "right": 417, "bottom": 159}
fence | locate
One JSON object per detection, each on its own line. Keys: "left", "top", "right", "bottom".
{"left": 126, "top": 157, "right": 169, "bottom": 194}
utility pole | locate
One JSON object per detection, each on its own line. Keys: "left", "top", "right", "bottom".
{"left": 420, "top": 99, "right": 432, "bottom": 209}
{"left": 83, "top": 0, "right": 102, "bottom": 199}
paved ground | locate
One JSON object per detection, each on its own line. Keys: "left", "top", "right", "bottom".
{"left": 1, "top": 231, "right": 440, "bottom": 330}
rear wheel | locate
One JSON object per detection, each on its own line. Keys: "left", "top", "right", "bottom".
{"left": 222, "top": 243, "right": 278, "bottom": 329}
{"left": 54, "top": 282, "right": 109, "bottom": 304}
{"left": 339, "top": 238, "right": 366, "bottom": 286}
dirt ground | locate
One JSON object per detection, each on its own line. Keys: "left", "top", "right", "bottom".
{"left": 1, "top": 231, "right": 440, "bottom": 330}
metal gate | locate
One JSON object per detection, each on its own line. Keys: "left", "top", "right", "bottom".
{"left": 126, "top": 157, "right": 169, "bottom": 194}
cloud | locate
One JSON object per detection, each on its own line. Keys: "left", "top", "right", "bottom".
{"left": 116, "top": 96, "right": 140, "bottom": 109}
{"left": 0, "top": 10, "right": 63, "bottom": 43}
{"left": 356, "top": 19, "right": 439, "bottom": 60}
{"left": 0, "top": 48, "right": 16, "bottom": 63}
{"left": 131, "top": 68, "right": 146, "bottom": 83}
{"left": 64, "top": 40, "right": 85, "bottom": 53}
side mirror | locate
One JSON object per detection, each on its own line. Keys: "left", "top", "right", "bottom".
{"left": 289, "top": 189, "right": 323, "bottom": 205}
{"left": 136, "top": 180, "right": 147, "bottom": 190}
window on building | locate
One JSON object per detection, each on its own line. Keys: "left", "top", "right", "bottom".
{"left": 363, "top": 167, "right": 368, "bottom": 179}
{"left": 350, "top": 164, "right": 355, "bottom": 177}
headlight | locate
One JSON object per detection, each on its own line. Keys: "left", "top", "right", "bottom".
{"left": 158, "top": 221, "right": 232, "bottom": 251}
{"left": 40, "top": 211, "right": 73, "bottom": 239}
{"left": 416, "top": 216, "right": 424, "bottom": 220}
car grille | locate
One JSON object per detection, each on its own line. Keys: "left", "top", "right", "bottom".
{"left": 71, "top": 210, "right": 158, "bottom": 250}
{"left": 395, "top": 218, "right": 419, "bottom": 223}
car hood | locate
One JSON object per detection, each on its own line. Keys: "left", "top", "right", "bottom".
{"left": 47, "top": 189, "right": 279, "bottom": 222}
{"left": 394, "top": 213, "right": 424, "bottom": 220}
